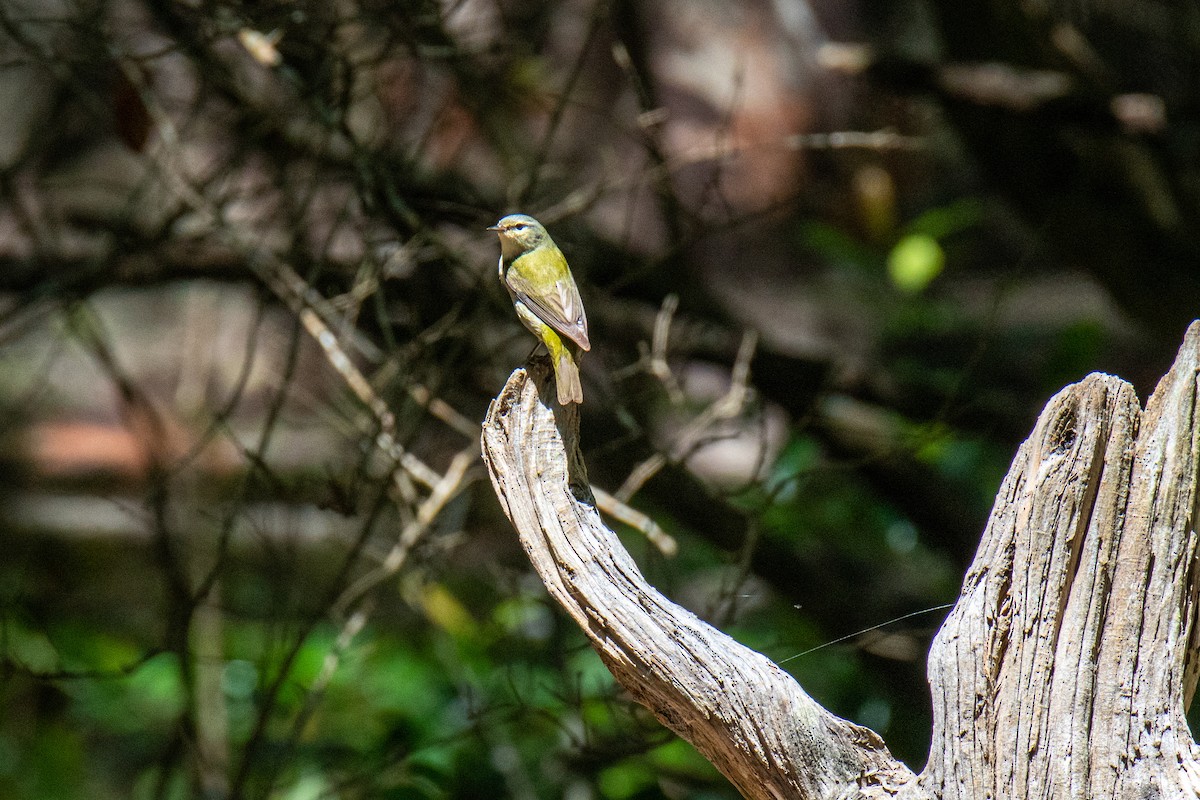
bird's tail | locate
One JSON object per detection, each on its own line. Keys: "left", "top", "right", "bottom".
{"left": 541, "top": 328, "right": 583, "bottom": 405}
{"left": 554, "top": 349, "right": 584, "bottom": 405}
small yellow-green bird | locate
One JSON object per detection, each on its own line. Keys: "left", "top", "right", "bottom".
{"left": 489, "top": 214, "right": 591, "bottom": 405}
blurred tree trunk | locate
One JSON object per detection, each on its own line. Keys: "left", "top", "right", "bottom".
{"left": 482, "top": 321, "right": 1200, "bottom": 799}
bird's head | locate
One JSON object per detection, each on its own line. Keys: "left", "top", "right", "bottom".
{"left": 488, "top": 214, "right": 550, "bottom": 259}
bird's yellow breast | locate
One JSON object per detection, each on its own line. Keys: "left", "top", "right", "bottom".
{"left": 506, "top": 244, "right": 569, "bottom": 285}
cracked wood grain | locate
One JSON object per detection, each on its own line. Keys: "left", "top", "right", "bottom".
{"left": 482, "top": 322, "right": 1200, "bottom": 800}
{"left": 922, "top": 320, "right": 1200, "bottom": 799}
{"left": 481, "top": 357, "right": 915, "bottom": 800}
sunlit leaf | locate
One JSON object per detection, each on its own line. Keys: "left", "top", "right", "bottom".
{"left": 887, "top": 234, "right": 945, "bottom": 293}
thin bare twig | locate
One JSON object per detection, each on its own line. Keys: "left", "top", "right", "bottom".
{"left": 617, "top": 329, "right": 759, "bottom": 501}
{"left": 592, "top": 486, "right": 677, "bottom": 556}
{"left": 334, "top": 444, "right": 479, "bottom": 617}
{"left": 645, "top": 294, "right": 685, "bottom": 403}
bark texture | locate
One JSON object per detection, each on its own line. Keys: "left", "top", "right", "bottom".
{"left": 924, "top": 319, "right": 1200, "bottom": 799}
{"left": 481, "top": 322, "right": 1200, "bottom": 800}
{"left": 481, "top": 357, "right": 914, "bottom": 800}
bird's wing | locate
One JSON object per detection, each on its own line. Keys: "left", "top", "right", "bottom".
{"left": 505, "top": 250, "right": 591, "bottom": 351}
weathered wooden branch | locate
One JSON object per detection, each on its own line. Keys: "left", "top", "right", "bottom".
{"left": 481, "top": 322, "right": 1200, "bottom": 799}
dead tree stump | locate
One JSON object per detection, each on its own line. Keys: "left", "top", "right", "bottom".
{"left": 481, "top": 321, "right": 1200, "bottom": 800}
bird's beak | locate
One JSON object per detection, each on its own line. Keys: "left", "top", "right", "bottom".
{"left": 486, "top": 224, "right": 500, "bottom": 232}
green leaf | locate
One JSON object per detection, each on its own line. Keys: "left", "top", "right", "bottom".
{"left": 904, "top": 198, "right": 984, "bottom": 240}
{"left": 887, "top": 234, "right": 945, "bottom": 293}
